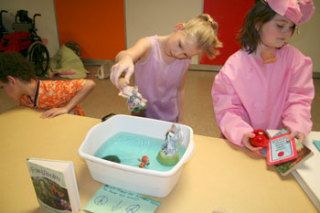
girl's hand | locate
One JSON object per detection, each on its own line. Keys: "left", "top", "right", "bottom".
{"left": 242, "top": 132, "right": 263, "bottom": 152}
{"left": 110, "top": 37, "right": 151, "bottom": 89}
{"left": 288, "top": 131, "right": 305, "bottom": 143}
{"left": 41, "top": 107, "right": 69, "bottom": 118}
{"left": 283, "top": 126, "right": 306, "bottom": 143}
{"left": 110, "top": 57, "right": 134, "bottom": 89}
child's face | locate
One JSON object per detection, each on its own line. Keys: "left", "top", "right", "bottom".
{"left": 259, "top": 14, "right": 295, "bottom": 49}
{"left": 0, "top": 79, "right": 23, "bottom": 102}
{"left": 165, "top": 31, "right": 202, "bottom": 60}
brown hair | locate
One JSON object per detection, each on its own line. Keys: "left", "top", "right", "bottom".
{"left": 183, "top": 14, "right": 223, "bottom": 58}
{"left": 238, "top": 1, "right": 278, "bottom": 54}
{"left": 0, "top": 52, "right": 36, "bottom": 83}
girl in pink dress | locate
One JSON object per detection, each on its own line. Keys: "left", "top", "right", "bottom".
{"left": 212, "top": 0, "right": 315, "bottom": 152}
{"left": 111, "top": 14, "right": 222, "bottom": 122}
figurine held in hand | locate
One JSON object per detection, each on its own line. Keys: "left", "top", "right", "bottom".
{"left": 118, "top": 78, "right": 147, "bottom": 114}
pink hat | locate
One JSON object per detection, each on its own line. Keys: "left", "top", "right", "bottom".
{"left": 266, "top": 0, "right": 315, "bottom": 25}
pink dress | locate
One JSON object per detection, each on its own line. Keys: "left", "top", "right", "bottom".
{"left": 212, "top": 45, "right": 314, "bottom": 146}
{"left": 135, "top": 35, "right": 190, "bottom": 122}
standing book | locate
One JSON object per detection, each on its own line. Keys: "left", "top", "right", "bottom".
{"left": 26, "top": 158, "right": 80, "bottom": 213}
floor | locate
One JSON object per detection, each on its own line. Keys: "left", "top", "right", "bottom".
{"left": 0, "top": 67, "right": 319, "bottom": 138}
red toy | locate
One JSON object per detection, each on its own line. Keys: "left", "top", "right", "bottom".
{"left": 249, "top": 129, "right": 269, "bottom": 147}
{"left": 138, "top": 155, "right": 150, "bottom": 168}
{"left": 0, "top": 10, "right": 49, "bottom": 76}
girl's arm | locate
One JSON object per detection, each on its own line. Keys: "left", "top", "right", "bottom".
{"left": 111, "top": 37, "right": 151, "bottom": 88}
{"left": 282, "top": 54, "right": 314, "bottom": 139}
{"left": 212, "top": 71, "right": 253, "bottom": 146}
{"left": 41, "top": 79, "right": 96, "bottom": 118}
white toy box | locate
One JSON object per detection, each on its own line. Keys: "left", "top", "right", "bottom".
{"left": 78, "top": 114, "right": 194, "bottom": 197}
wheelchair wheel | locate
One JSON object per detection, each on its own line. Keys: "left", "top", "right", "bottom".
{"left": 28, "top": 41, "right": 49, "bottom": 77}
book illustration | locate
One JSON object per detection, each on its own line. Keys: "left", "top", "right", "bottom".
{"left": 266, "top": 133, "right": 297, "bottom": 166}
{"left": 31, "top": 176, "right": 71, "bottom": 211}
{"left": 27, "top": 158, "right": 80, "bottom": 213}
{"left": 274, "top": 138, "right": 313, "bottom": 176}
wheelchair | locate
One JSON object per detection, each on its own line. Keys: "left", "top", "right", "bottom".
{"left": 0, "top": 9, "right": 49, "bottom": 77}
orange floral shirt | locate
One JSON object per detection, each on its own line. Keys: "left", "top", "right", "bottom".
{"left": 20, "top": 79, "right": 85, "bottom": 116}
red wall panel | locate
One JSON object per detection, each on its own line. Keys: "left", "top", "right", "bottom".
{"left": 201, "top": 0, "right": 255, "bottom": 65}
{"left": 55, "top": 0, "right": 125, "bottom": 59}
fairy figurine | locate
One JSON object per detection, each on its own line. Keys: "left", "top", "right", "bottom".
{"left": 157, "top": 124, "right": 183, "bottom": 166}
{"left": 118, "top": 78, "right": 147, "bottom": 113}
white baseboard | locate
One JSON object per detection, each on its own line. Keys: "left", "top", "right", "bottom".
{"left": 189, "top": 64, "right": 222, "bottom": 72}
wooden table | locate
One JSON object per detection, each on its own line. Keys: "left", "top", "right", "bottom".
{"left": 0, "top": 108, "right": 317, "bottom": 212}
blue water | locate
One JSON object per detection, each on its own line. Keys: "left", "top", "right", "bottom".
{"left": 94, "top": 132, "right": 186, "bottom": 171}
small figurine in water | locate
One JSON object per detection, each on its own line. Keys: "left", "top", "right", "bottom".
{"left": 118, "top": 78, "right": 147, "bottom": 113}
{"left": 157, "top": 124, "right": 183, "bottom": 166}
{"left": 138, "top": 155, "right": 150, "bottom": 168}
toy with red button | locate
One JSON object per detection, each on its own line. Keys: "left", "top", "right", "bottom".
{"left": 249, "top": 129, "right": 270, "bottom": 148}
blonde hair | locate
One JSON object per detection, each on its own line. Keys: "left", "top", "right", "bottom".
{"left": 183, "top": 14, "right": 222, "bottom": 58}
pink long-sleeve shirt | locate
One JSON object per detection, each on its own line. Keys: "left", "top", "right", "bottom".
{"left": 212, "top": 45, "right": 314, "bottom": 146}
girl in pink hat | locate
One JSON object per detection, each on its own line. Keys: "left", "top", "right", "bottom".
{"left": 212, "top": 0, "right": 315, "bottom": 152}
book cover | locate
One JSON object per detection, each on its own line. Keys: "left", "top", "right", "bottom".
{"left": 26, "top": 158, "right": 80, "bottom": 213}
{"left": 266, "top": 133, "right": 298, "bottom": 166}
{"left": 273, "top": 137, "right": 313, "bottom": 176}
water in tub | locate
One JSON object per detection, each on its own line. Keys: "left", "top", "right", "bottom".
{"left": 94, "top": 132, "right": 186, "bottom": 171}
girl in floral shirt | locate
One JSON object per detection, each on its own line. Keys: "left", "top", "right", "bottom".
{"left": 0, "top": 52, "right": 95, "bottom": 118}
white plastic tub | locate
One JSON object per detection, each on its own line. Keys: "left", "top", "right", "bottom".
{"left": 78, "top": 114, "right": 194, "bottom": 197}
